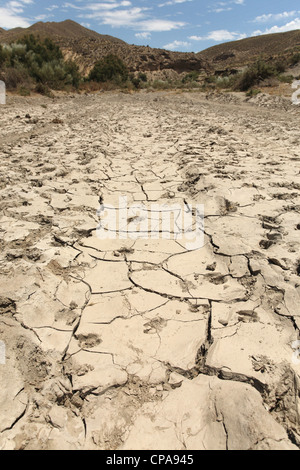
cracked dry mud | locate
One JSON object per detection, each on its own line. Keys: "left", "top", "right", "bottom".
{"left": 0, "top": 91, "right": 300, "bottom": 450}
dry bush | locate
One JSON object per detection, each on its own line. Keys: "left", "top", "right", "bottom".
{"left": 0, "top": 66, "right": 32, "bottom": 90}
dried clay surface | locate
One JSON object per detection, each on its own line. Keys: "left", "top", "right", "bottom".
{"left": 0, "top": 91, "right": 300, "bottom": 450}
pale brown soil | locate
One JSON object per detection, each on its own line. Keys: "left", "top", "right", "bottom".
{"left": 0, "top": 90, "right": 299, "bottom": 450}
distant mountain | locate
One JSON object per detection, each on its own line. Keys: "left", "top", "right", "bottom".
{"left": 199, "top": 29, "right": 300, "bottom": 69}
{"left": 0, "top": 20, "right": 126, "bottom": 44}
{"left": 2, "top": 21, "right": 300, "bottom": 78}
{"left": 0, "top": 20, "right": 210, "bottom": 76}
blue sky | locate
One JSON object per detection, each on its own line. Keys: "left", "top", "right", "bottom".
{"left": 1, "top": 0, "right": 300, "bottom": 52}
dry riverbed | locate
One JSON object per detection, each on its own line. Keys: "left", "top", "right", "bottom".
{"left": 0, "top": 90, "right": 300, "bottom": 450}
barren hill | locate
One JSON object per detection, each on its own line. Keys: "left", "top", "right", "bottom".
{"left": 0, "top": 20, "right": 209, "bottom": 76}
{"left": 199, "top": 29, "right": 300, "bottom": 69}
{"left": 0, "top": 20, "right": 126, "bottom": 44}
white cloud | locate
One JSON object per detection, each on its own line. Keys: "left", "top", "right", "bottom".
{"left": 140, "top": 19, "right": 185, "bottom": 32}
{"left": 83, "top": 1, "right": 132, "bottom": 12}
{"left": 81, "top": 7, "right": 148, "bottom": 27}
{"left": 45, "top": 5, "right": 59, "bottom": 12}
{"left": 0, "top": 0, "right": 33, "bottom": 29}
{"left": 212, "top": 7, "right": 232, "bottom": 13}
{"left": 253, "top": 17, "right": 300, "bottom": 36}
{"left": 190, "top": 29, "right": 246, "bottom": 42}
{"left": 253, "top": 11, "right": 299, "bottom": 23}
{"left": 163, "top": 39, "right": 191, "bottom": 50}
{"left": 72, "top": 2, "right": 186, "bottom": 32}
{"left": 135, "top": 31, "right": 151, "bottom": 40}
{"left": 63, "top": 1, "right": 132, "bottom": 12}
{"left": 34, "top": 14, "right": 50, "bottom": 21}
{"left": 210, "top": 0, "right": 244, "bottom": 13}
{"left": 7, "top": 1, "right": 25, "bottom": 14}
{"left": 158, "top": 0, "right": 193, "bottom": 8}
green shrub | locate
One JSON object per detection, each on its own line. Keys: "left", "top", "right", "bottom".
{"left": 89, "top": 55, "right": 129, "bottom": 84}
{"left": 17, "top": 35, "right": 63, "bottom": 65}
{"left": 246, "top": 88, "right": 261, "bottom": 97}
{"left": 234, "top": 60, "right": 278, "bottom": 92}
{"left": 130, "top": 75, "right": 142, "bottom": 89}
{"left": 138, "top": 72, "right": 147, "bottom": 82}
{"left": 35, "top": 82, "right": 54, "bottom": 97}
{"left": 290, "top": 53, "right": 300, "bottom": 66}
{"left": 18, "top": 86, "right": 31, "bottom": 96}
{"left": 64, "top": 60, "right": 81, "bottom": 88}
{"left": 0, "top": 45, "right": 6, "bottom": 66}
{"left": 182, "top": 71, "right": 200, "bottom": 84}
{"left": 1, "top": 65, "right": 31, "bottom": 90}
{"left": 128, "top": 72, "right": 148, "bottom": 89}
{"left": 204, "top": 60, "right": 289, "bottom": 93}
{"left": 277, "top": 74, "right": 294, "bottom": 84}
{"left": 151, "top": 79, "right": 173, "bottom": 90}
{"left": 204, "top": 75, "right": 217, "bottom": 84}
{"left": 215, "top": 75, "right": 238, "bottom": 89}
{"left": 0, "top": 35, "right": 81, "bottom": 91}
{"left": 274, "top": 61, "right": 287, "bottom": 74}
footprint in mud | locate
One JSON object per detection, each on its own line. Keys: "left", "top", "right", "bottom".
{"left": 206, "top": 262, "right": 217, "bottom": 272}
{"left": 268, "top": 258, "right": 289, "bottom": 271}
{"left": 237, "top": 310, "right": 259, "bottom": 323}
{"left": 261, "top": 215, "right": 280, "bottom": 231}
{"left": 143, "top": 317, "right": 167, "bottom": 334}
{"left": 259, "top": 239, "right": 274, "bottom": 250}
{"left": 77, "top": 334, "right": 102, "bottom": 349}
{"left": 0, "top": 296, "right": 16, "bottom": 315}
{"left": 260, "top": 215, "right": 283, "bottom": 250}
{"left": 205, "top": 273, "right": 227, "bottom": 285}
{"left": 266, "top": 232, "right": 282, "bottom": 241}
{"left": 260, "top": 231, "right": 282, "bottom": 250}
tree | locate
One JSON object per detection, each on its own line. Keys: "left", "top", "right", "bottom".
{"left": 89, "top": 55, "right": 129, "bottom": 84}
